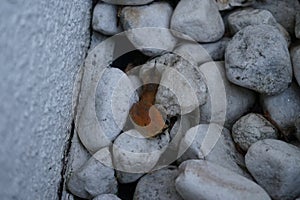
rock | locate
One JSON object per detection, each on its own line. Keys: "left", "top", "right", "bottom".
{"left": 102, "top": 0, "right": 154, "bottom": 5}
{"left": 92, "top": 2, "right": 122, "bottom": 35}
{"left": 253, "top": 0, "right": 300, "bottom": 34}
{"left": 175, "top": 160, "right": 271, "bottom": 200}
{"left": 225, "top": 25, "right": 292, "bottom": 95}
{"left": 215, "top": 0, "right": 254, "bottom": 11}
{"left": 245, "top": 139, "right": 300, "bottom": 200}
{"left": 202, "top": 37, "right": 230, "bottom": 61}
{"left": 171, "top": 0, "right": 224, "bottom": 43}
{"left": 90, "top": 31, "right": 109, "bottom": 51}
{"left": 199, "top": 62, "right": 256, "bottom": 127}
{"left": 93, "top": 194, "right": 121, "bottom": 200}
{"left": 296, "top": 12, "right": 300, "bottom": 38}
{"left": 112, "top": 129, "right": 170, "bottom": 180}
{"left": 296, "top": 116, "right": 300, "bottom": 141}
{"left": 95, "top": 68, "right": 138, "bottom": 146}
{"left": 67, "top": 148, "right": 118, "bottom": 199}
{"left": 232, "top": 113, "right": 278, "bottom": 151}
{"left": 120, "top": 2, "right": 176, "bottom": 56}
{"left": 115, "top": 171, "right": 144, "bottom": 184}
{"left": 178, "top": 124, "right": 249, "bottom": 178}
{"left": 261, "top": 83, "right": 300, "bottom": 138}
{"left": 155, "top": 53, "right": 207, "bottom": 116}
{"left": 291, "top": 45, "right": 300, "bottom": 86}
{"left": 133, "top": 166, "right": 183, "bottom": 200}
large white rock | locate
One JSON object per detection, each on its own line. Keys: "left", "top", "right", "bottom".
{"left": 171, "top": 0, "right": 224, "bottom": 42}
{"left": 245, "top": 139, "right": 300, "bottom": 200}
{"left": 175, "top": 160, "right": 271, "bottom": 200}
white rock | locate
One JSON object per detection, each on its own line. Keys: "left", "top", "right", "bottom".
{"left": 178, "top": 124, "right": 249, "bottom": 178}
{"left": 291, "top": 45, "right": 300, "bottom": 87}
{"left": 215, "top": 0, "right": 254, "bottom": 11}
{"left": 199, "top": 62, "right": 256, "bottom": 127}
{"left": 120, "top": 2, "right": 176, "bottom": 56}
{"left": 112, "top": 129, "right": 170, "bottom": 176}
{"left": 93, "top": 194, "right": 121, "bottom": 200}
{"left": 232, "top": 113, "right": 278, "bottom": 151}
{"left": 92, "top": 2, "right": 122, "bottom": 35}
{"left": 261, "top": 83, "right": 300, "bottom": 138}
{"left": 67, "top": 148, "right": 117, "bottom": 199}
{"left": 175, "top": 160, "right": 271, "bottom": 200}
{"left": 171, "top": 0, "right": 224, "bottom": 42}
{"left": 245, "top": 139, "right": 300, "bottom": 200}
{"left": 102, "top": 0, "right": 154, "bottom": 5}
{"left": 133, "top": 166, "right": 183, "bottom": 200}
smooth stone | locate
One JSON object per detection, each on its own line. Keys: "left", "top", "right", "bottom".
{"left": 291, "top": 45, "right": 300, "bottom": 86}
{"left": 175, "top": 160, "right": 271, "bottom": 200}
{"left": 92, "top": 2, "right": 122, "bottom": 35}
{"left": 202, "top": 37, "right": 230, "bottom": 61}
{"left": 232, "top": 113, "right": 278, "bottom": 151}
{"left": 95, "top": 68, "right": 138, "bottom": 144}
{"left": 102, "top": 0, "right": 154, "bottom": 5}
{"left": 120, "top": 2, "right": 176, "bottom": 56}
{"left": 225, "top": 25, "right": 292, "bottom": 95}
{"left": 155, "top": 53, "right": 207, "bottom": 116}
{"left": 115, "top": 170, "right": 144, "bottom": 184}
{"left": 253, "top": 0, "right": 300, "bottom": 34}
{"left": 296, "top": 12, "right": 300, "bottom": 38}
{"left": 261, "top": 83, "right": 300, "bottom": 138}
{"left": 296, "top": 116, "right": 300, "bottom": 141}
{"left": 90, "top": 31, "right": 109, "bottom": 51}
{"left": 112, "top": 129, "right": 170, "bottom": 177}
{"left": 245, "top": 139, "right": 300, "bottom": 200}
{"left": 67, "top": 148, "right": 117, "bottom": 199}
{"left": 178, "top": 124, "right": 249, "bottom": 178}
{"left": 215, "top": 0, "right": 254, "bottom": 11}
{"left": 93, "top": 194, "right": 121, "bottom": 200}
{"left": 171, "top": 0, "right": 224, "bottom": 42}
{"left": 199, "top": 62, "right": 256, "bottom": 127}
{"left": 133, "top": 166, "right": 183, "bottom": 200}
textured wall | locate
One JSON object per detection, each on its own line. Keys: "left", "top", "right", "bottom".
{"left": 0, "top": 0, "right": 92, "bottom": 199}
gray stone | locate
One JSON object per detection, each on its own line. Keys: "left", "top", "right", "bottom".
{"left": 225, "top": 25, "right": 292, "bottom": 95}
{"left": 0, "top": 0, "right": 91, "bottom": 199}
{"left": 93, "top": 194, "right": 121, "bottom": 200}
{"left": 115, "top": 171, "right": 144, "bottom": 184}
{"left": 155, "top": 53, "right": 207, "bottom": 116}
{"left": 296, "top": 12, "right": 300, "bottom": 38}
{"left": 90, "top": 31, "right": 109, "bottom": 51}
{"left": 202, "top": 37, "right": 230, "bottom": 61}
{"left": 296, "top": 116, "right": 300, "bottom": 142}
{"left": 102, "top": 0, "right": 154, "bottom": 5}
{"left": 232, "top": 113, "right": 278, "bottom": 151}
{"left": 171, "top": 0, "right": 224, "bottom": 43}
{"left": 178, "top": 124, "right": 249, "bottom": 178}
{"left": 253, "top": 0, "right": 300, "bottom": 34}
{"left": 175, "top": 160, "right": 271, "bottom": 200}
{"left": 95, "top": 68, "right": 138, "bottom": 146}
{"left": 120, "top": 2, "right": 176, "bottom": 56}
{"left": 261, "top": 83, "right": 300, "bottom": 138}
{"left": 215, "top": 0, "right": 254, "bottom": 11}
{"left": 133, "top": 166, "right": 183, "bottom": 200}
{"left": 291, "top": 45, "right": 300, "bottom": 87}
{"left": 199, "top": 62, "right": 256, "bottom": 127}
{"left": 112, "top": 129, "right": 170, "bottom": 179}
{"left": 67, "top": 148, "right": 118, "bottom": 199}
{"left": 92, "top": 2, "right": 122, "bottom": 35}
{"left": 245, "top": 139, "right": 300, "bottom": 200}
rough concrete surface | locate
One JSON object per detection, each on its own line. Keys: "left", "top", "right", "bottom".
{"left": 0, "top": 0, "right": 92, "bottom": 199}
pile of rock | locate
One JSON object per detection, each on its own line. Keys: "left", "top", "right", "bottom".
{"left": 67, "top": 0, "right": 300, "bottom": 199}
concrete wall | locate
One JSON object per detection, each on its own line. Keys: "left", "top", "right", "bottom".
{"left": 0, "top": 0, "right": 92, "bottom": 199}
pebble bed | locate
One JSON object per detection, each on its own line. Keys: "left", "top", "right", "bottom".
{"left": 67, "top": 0, "right": 300, "bottom": 200}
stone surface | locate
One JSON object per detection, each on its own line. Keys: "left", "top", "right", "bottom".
{"left": 92, "top": 2, "right": 122, "bottom": 35}
{"left": 155, "top": 53, "right": 207, "bottom": 116}
{"left": 296, "top": 116, "right": 300, "bottom": 141}
{"left": 232, "top": 113, "right": 278, "bottom": 151}
{"left": 215, "top": 0, "right": 254, "bottom": 11}
{"left": 225, "top": 25, "right": 292, "bottom": 95}
{"left": 171, "top": 0, "right": 224, "bottom": 42}
{"left": 291, "top": 45, "right": 300, "bottom": 86}
{"left": 245, "top": 139, "right": 300, "bottom": 200}
{"left": 178, "top": 124, "right": 249, "bottom": 178}
{"left": 253, "top": 0, "right": 300, "bottom": 34}
{"left": 67, "top": 148, "right": 118, "bottom": 199}
{"left": 202, "top": 37, "right": 230, "bottom": 61}
{"left": 93, "top": 194, "right": 121, "bottom": 200}
{"left": 102, "top": 0, "right": 154, "bottom": 5}
{"left": 199, "top": 62, "right": 256, "bottom": 127}
{"left": 0, "top": 0, "right": 91, "bottom": 199}
{"left": 133, "top": 166, "right": 183, "bottom": 200}
{"left": 120, "top": 2, "right": 176, "bottom": 56}
{"left": 175, "top": 160, "right": 271, "bottom": 200}
{"left": 261, "top": 83, "right": 300, "bottom": 138}
{"left": 296, "top": 12, "right": 300, "bottom": 38}
{"left": 90, "top": 31, "right": 108, "bottom": 51}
